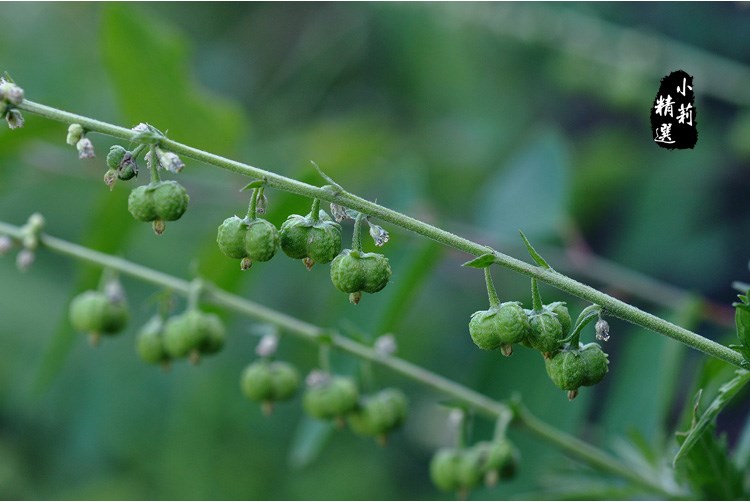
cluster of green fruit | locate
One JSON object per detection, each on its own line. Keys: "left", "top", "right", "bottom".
{"left": 217, "top": 192, "right": 391, "bottom": 304}
{"left": 469, "top": 270, "right": 609, "bottom": 399}
{"left": 136, "top": 309, "right": 225, "bottom": 366}
{"left": 240, "top": 365, "right": 407, "bottom": 443}
{"left": 430, "top": 438, "right": 519, "bottom": 496}
{"left": 83, "top": 139, "right": 393, "bottom": 303}
{"left": 68, "top": 283, "right": 225, "bottom": 366}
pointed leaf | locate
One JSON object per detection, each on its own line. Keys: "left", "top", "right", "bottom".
{"left": 287, "top": 417, "right": 334, "bottom": 469}
{"left": 674, "top": 369, "right": 750, "bottom": 466}
{"left": 675, "top": 422, "right": 746, "bottom": 499}
{"left": 240, "top": 180, "right": 265, "bottom": 191}
{"left": 519, "top": 230, "right": 552, "bottom": 269}
{"left": 462, "top": 253, "right": 496, "bottom": 268}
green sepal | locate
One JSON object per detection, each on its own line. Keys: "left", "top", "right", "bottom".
{"left": 519, "top": 230, "right": 551, "bottom": 269}
{"left": 462, "top": 253, "right": 496, "bottom": 269}
{"left": 240, "top": 180, "right": 265, "bottom": 191}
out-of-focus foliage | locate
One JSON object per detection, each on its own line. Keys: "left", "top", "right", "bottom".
{"left": 1, "top": 2, "right": 749, "bottom": 499}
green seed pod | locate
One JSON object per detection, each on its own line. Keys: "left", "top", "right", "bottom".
{"left": 107, "top": 145, "right": 127, "bottom": 171}
{"left": 348, "top": 388, "right": 408, "bottom": 438}
{"left": 135, "top": 315, "right": 169, "bottom": 365}
{"left": 163, "top": 310, "right": 225, "bottom": 360}
{"left": 456, "top": 446, "right": 486, "bottom": 490}
{"left": 471, "top": 440, "right": 519, "bottom": 486}
{"left": 69, "top": 290, "right": 129, "bottom": 338}
{"left": 469, "top": 301, "right": 530, "bottom": 354}
{"left": 303, "top": 375, "right": 359, "bottom": 421}
{"left": 128, "top": 181, "right": 189, "bottom": 224}
{"left": 152, "top": 180, "right": 189, "bottom": 221}
{"left": 217, "top": 216, "right": 279, "bottom": 269}
{"left": 546, "top": 302, "right": 572, "bottom": 338}
{"left": 117, "top": 162, "right": 137, "bottom": 181}
{"left": 578, "top": 342, "right": 609, "bottom": 386}
{"left": 429, "top": 447, "right": 463, "bottom": 493}
{"left": 527, "top": 311, "right": 564, "bottom": 356}
{"left": 241, "top": 360, "right": 300, "bottom": 403}
{"left": 330, "top": 249, "right": 391, "bottom": 301}
{"left": 216, "top": 216, "right": 247, "bottom": 259}
{"left": 128, "top": 185, "right": 158, "bottom": 222}
{"left": 199, "top": 313, "right": 226, "bottom": 355}
{"left": 545, "top": 342, "right": 609, "bottom": 397}
{"left": 244, "top": 218, "right": 279, "bottom": 263}
{"left": 279, "top": 210, "right": 342, "bottom": 267}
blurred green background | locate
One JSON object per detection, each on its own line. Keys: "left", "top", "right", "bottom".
{"left": 1, "top": 2, "right": 749, "bottom": 499}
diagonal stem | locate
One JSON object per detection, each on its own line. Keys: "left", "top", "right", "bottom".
{"left": 15, "top": 99, "right": 747, "bottom": 369}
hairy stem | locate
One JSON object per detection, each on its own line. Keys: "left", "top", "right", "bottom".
{"left": 0, "top": 219, "right": 679, "bottom": 497}
{"left": 16, "top": 99, "right": 746, "bottom": 369}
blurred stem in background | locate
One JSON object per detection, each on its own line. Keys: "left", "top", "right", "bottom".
{"left": 447, "top": 3, "right": 750, "bottom": 107}
{"left": 0, "top": 218, "right": 682, "bottom": 498}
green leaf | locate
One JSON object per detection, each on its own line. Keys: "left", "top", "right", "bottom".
{"left": 461, "top": 252, "right": 496, "bottom": 268}
{"left": 101, "top": 3, "right": 245, "bottom": 154}
{"left": 519, "top": 230, "right": 551, "bottom": 269}
{"left": 673, "top": 369, "right": 750, "bottom": 466}
{"left": 675, "top": 422, "right": 746, "bottom": 499}
{"left": 733, "top": 296, "right": 750, "bottom": 352}
{"left": 287, "top": 417, "right": 334, "bottom": 469}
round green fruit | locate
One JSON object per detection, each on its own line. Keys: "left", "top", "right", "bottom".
{"left": 216, "top": 216, "right": 278, "bottom": 268}
{"left": 471, "top": 440, "right": 519, "bottom": 486}
{"left": 69, "top": 290, "right": 128, "bottom": 336}
{"left": 527, "top": 311, "right": 564, "bottom": 356}
{"left": 330, "top": 249, "right": 391, "bottom": 301}
{"left": 545, "top": 342, "right": 609, "bottom": 394}
{"left": 279, "top": 210, "right": 342, "bottom": 266}
{"left": 303, "top": 375, "right": 359, "bottom": 420}
{"left": 348, "top": 388, "right": 408, "bottom": 438}
{"left": 241, "top": 360, "right": 300, "bottom": 403}
{"left": 135, "top": 315, "right": 169, "bottom": 365}
{"left": 546, "top": 302, "right": 572, "bottom": 338}
{"left": 429, "top": 448, "right": 463, "bottom": 493}
{"left": 163, "top": 310, "right": 225, "bottom": 360}
{"left": 469, "top": 301, "right": 530, "bottom": 354}
{"left": 128, "top": 180, "right": 189, "bottom": 223}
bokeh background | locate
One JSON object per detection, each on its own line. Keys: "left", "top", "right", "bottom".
{"left": 1, "top": 2, "right": 749, "bottom": 499}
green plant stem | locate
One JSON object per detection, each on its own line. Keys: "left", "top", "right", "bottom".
{"left": 148, "top": 145, "right": 160, "bottom": 183}
{"left": 246, "top": 187, "right": 261, "bottom": 220}
{"left": 16, "top": 99, "right": 746, "bottom": 369}
{"left": 485, "top": 267, "right": 500, "bottom": 309}
{"left": 351, "top": 212, "right": 364, "bottom": 252}
{"left": 310, "top": 198, "right": 320, "bottom": 222}
{"left": 0, "top": 219, "right": 679, "bottom": 497}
